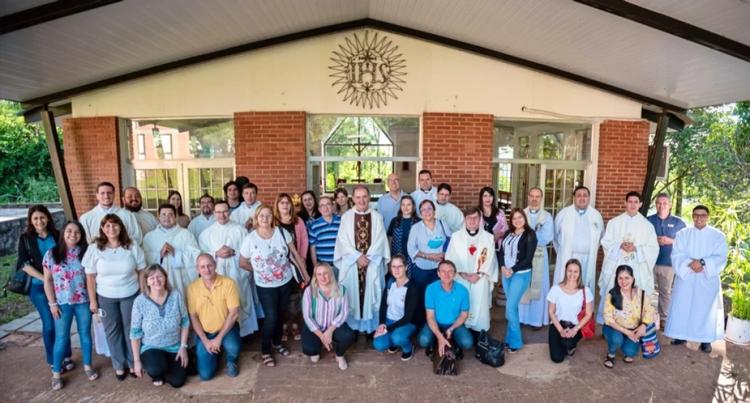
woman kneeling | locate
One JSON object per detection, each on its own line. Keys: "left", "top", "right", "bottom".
{"left": 373, "top": 255, "right": 418, "bottom": 361}
{"left": 546, "top": 259, "right": 593, "bottom": 363}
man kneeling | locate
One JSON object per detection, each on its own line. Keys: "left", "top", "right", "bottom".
{"left": 418, "top": 260, "right": 473, "bottom": 357}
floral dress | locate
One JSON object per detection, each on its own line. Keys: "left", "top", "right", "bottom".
{"left": 42, "top": 247, "right": 89, "bottom": 305}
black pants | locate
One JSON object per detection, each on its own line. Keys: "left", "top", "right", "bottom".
{"left": 140, "top": 349, "right": 187, "bottom": 387}
{"left": 301, "top": 323, "right": 356, "bottom": 357}
{"left": 256, "top": 281, "right": 292, "bottom": 355}
{"left": 548, "top": 325, "right": 582, "bottom": 363}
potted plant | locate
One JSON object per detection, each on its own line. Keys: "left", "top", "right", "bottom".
{"left": 724, "top": 248, "right": 750, "bottom": 345}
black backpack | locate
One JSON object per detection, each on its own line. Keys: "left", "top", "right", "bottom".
{"left": 475, "top": 330, "right": 505, "bottom": 367}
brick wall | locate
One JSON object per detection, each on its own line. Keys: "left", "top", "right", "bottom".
{"left": 234, "top": 112, "right": 307, "bottom": 204}
{"left": 422, "top": 113, "right": 494, "bottom": 209}
{"left": 62, "top": 117, "right": 122, "bottom": 216}
{"left": 595, "top": 119, "right": 651, "bottom": 222}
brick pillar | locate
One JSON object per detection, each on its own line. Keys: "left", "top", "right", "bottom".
{"left": 62, "top": 117, "right": 122, "bottom": 217}
{"left": 595, "top": 119, "right": 650, "bottom": 222}
{"left": 234, "top": 112, "right": 307, "bottom": 204}
{"left": 422, "top": 113, "right": 494, "bottom": 209}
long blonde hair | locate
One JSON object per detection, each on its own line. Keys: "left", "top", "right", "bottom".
{"left": 309, "top": 262, "right": 343, "bottom": 299}
{"left": 559, "top": 258, "right": 584, "bottom": 289}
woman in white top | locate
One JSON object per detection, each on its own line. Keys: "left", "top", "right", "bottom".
{"left": 84, "top": 214, "right": 146, "bottom": 380}
{"left": 239, "top": 205, "right": 308, "bottom": 367}
{"left": 546, "top": 258, "right": 593, "bottom": 363}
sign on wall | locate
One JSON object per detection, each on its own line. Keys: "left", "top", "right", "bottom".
{"left": 329, "top": 30, "right": 407, "bottom": 109}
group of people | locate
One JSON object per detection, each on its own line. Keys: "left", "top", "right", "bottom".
{"left": 16, "top": 169, "right": 729, "bottom": 390}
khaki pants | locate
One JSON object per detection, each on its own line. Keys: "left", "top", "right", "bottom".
{"left": 653, "top": 264, "right": 675, "bottom": 320}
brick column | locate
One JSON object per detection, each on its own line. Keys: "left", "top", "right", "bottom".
{"left": 234, "top": 112, "right": 307, "bottom": 204}
{"left": 422, "top": 113, "right": 494, "bottom": 209}
{"left": 595, "top": 120, "right": 650, "bottom": 222}
{"left": 62, "top": 117, "right": 122, "bottom": 216}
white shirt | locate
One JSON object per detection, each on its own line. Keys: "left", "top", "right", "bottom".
{"left": 133, "top": 209, "right": 159, "bottom": 236}
{"left": 239, "top": 228, "right": 294, "bottom": 288}
{"left": 385, "top": 281, "right": 408, "bottom": 321}
{"left": 82, "top": 244, "right": 146, "bottom": 299}
{"left": 546, "top": 285, "right": 593, "bottom": 324}
{"left": 188, "top": 214, "right": 215, "bottom": 239}
{"left": 79, "top": 205, "right": 143, "bottom": 245}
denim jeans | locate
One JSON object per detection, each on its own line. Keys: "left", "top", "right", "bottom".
{"left": 301, "top": 323, "right": 356, "bottom": 357}
{"left": 373, "top": 320, "right": 416, "bottom": 353}
{"left": 501, "top": 270, "right": 531, "bottom": 350}
{"left": 603, "top": 325, "right": 640, "bottom": 358}
{"left": 53, "top": 303, "right": 92, "bottom": 373}
{"left": 256, "top": 281, "right": 292, "bottom": 355}
{"left": 29, "top": 282, "right": 70, "bottom": 365}
{"left": 417, "top": 323, "right": 474, "bottom": 350}
{"left": 410, "top": 268, "right": 438, "bottom": 327}
{"left": 195, "top": 325, "right": 241, "bottom": 381}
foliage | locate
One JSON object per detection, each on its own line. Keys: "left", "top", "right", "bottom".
{"left": 0, "top": 254, "right": 34, "bottom": 324}
{"left": 0, "top": 101, "right": 59, "bottom": 204}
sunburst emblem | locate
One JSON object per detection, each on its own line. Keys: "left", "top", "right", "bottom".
{"left": 329, "top": 31, "right": 407, "bottom": 109}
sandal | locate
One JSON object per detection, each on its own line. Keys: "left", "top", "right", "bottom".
{"left": 62, "top": 358, "right": 75, "bottom": 373}
{"left": 292, "top": 324, "right": 301, "bottom": 341}
{"left": 281, "top": 324, "right": 288, "bottom": 342}
{"left": 85, "top": 367, "right": 99, "bottom": 381}
{"left": 604, "top": 354, "right": 615, "bottom": 368}
{"left": 153, "top": 380, "right": 164, "bottom": 386}
{"left": 51, "top": 377, "right": 63, "bottom": 391}
{"left": 623, "top": 356, "right": 634, "bottom": 364}
{"left": 262, "top": 354, "right": 276, "bottom": 367}
{"left": 273, "top": 344, "right": 290, "bottom": 356}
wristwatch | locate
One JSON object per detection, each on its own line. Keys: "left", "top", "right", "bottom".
{"left": 180, "top": 343, "right": 189, "bottom": 349}
{"left": 699, "top": 259, "right": 706, "bottom": 267}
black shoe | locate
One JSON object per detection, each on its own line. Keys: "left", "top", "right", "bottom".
{"left": 425, "top": 346, "right": 433, "bottom": 357}
{"left": 700, "top": 343, "right": 712, "bottom": 353}
{"left": 455, "top": 347, "right": 464, "bottom": 360}
{"left": 401, "top": 350, "right": 413, "bottom": 361}
{"left": 387, "top": 347, "right": 399, "bottom": 354}
{"left": 670, "top": 339, "right": 686, "bottom": 345}
{"left": 115, "top": 371, "right": 127, "bottom": 382}
{"left": 567, "top": 347, "right": 577, "bottom": 356}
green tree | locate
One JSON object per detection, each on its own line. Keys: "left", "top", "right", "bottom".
{"left": 0, "top": 101, "right": 59, "bottom": 203}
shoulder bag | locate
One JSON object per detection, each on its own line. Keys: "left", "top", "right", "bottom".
{"left": 4, "top": 236, "right": 33, "bottom": 295}
{"left": 577, "top": 289, "right": 596, "bottom": 339}
{"left": 638, "top": 289, "right": 661, "bottom": 359}
{"left": 281, "top": 228, "right": 307, "bottom": 288}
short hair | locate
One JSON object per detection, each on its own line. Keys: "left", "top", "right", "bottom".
{"left": 463, "top": 206, "right": 482, "bottom": 217}
{"left": 437, "top": 183, "right": 452, "bottom": 193}
{"left": 214, "top": 199, "right": 229, "bottom": 209}
{"left": 318, "top": 195, "right": 334, "bottom": 204}
{"left": 235, "top": 176, "right": 250, "bottom": 189}
{"left": 572, "top": 186, "right": 590, "bottom": 196}
{"left": 389, "top": 254, "right": 407, "bottom": 268}
{"left": 242, "top": 182, "right": 258, "bottom": 193}
{"left": 528, "top": 187, "right": 543, "bottom": 196}
{"left": 141, "top": 264, "right": 170, "bottom": 294}
{"left": 625, "top": 191, "right": 642, "bottom": 202}
{"left": 438, "top": 259, "right": 457, "bottom": 273}
{"left": 693, "top": 205, "right": 710, "bottom": 215}
{"left": 255, "top": 204, "right": 276, "bottom": 228}
{"left": 418, "top": 169, "right": 432, "bottom": 178}
{"left": 199, "top": 193, "right": 215, "bottom": 204}
{"left": 196, "top": 252, "right": 216, "bottom": 266}
{"left": 158, "top": 203, "right": 177, "bottom": 215}
{"left": 352, "top": 184, "right": 370, "bottom": 196}
{"left": 96, "top": 181, "right": 115, "bottom": 192}
{"left": 223, "top": 181, "right": 238, "bottom": 196}
{"left": 655, "top": 192, "right": 671, "bottom": 201}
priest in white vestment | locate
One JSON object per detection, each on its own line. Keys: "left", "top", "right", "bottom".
{"left": 665, "top": 205, "right": 728, "bottom": 352}
{"left": 199, "top": 201, "right": 260, "bottom": 336}
{"left": 435, "top": 183, "right": 465, "bottom": 233}
{"left": 188, "top": 194, "right": 216, "bottom": 239}
{"left": 80, "top": 182, "right": 143, "bottom": 244}
{"left": 519, "top": 188, "right": 554, "bottom": 327}
{"left": 143, "top": 204, "right": 201, "bottom": 301}
{"left": 447, "top": 207, "right": 498, "bottom": 332}
{"left": 230, "top": 183, "right": 261, "bottom": 231}
{"left": 122, "top": 187, "right": 159, "bottom": 236}
{"left": 334, "top": 185, "right": 390, "bottom": 333}
{"left": 553, "top": 186, "right": 603, "bottom": 294}
{"left": 597, "top": 192, "right": 659, "bottom": 324}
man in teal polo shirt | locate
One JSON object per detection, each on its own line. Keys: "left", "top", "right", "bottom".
{"left": 418, "top": 260, "right": 473, "bottom": 357}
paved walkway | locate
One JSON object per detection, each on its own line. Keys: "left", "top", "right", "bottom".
{"left": 1, "top": 310, "right": 748, "bottom": 402}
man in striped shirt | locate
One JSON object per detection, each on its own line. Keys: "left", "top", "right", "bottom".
{"left": 308, "top": 196, "right": 342, "bottom": 276}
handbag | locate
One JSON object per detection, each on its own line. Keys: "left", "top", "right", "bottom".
{"left": 4, "top": 236, "right": 33, "bottom": 295}
{"left": 281, "top": 229, "right": 307, "bottom": 287}
{"left": 638, "top": 289, "right": 661, "bottom": 359}
{"left": 432, "top": 344, "right": 458, "bottom": 376}
{"left": 577, "top": 289, "right": 596, "bottom": 339}
{"left": 475, "top": 330, "right": 505, "bottom": 367}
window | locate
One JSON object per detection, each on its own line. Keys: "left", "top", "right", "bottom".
{"left": 308, "top": 116, "right": 419, "bottom": 196}
{"left": 135, "top": 169, "right": 178, "bottom": 212}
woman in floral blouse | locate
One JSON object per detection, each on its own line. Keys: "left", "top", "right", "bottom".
{"left": 43, "top": 221, "right": 98, "bottom": 390}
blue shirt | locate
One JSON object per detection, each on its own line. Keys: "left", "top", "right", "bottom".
{"left": 407, "top": 220, "right": 449, "bottom": 271}
{"left": 33, "top": 235, "right": 56, "bottom": 285}
{"left": 376, "top": 190, "right": 406, "bottom": 230}
{"left": 307, "top": 215, "right": 341, "bottom": 264}
{"left": 130, "top": 291, "right": 190, "bottom": 353}
{"left": 647, "top": 214, "right": 686, "bottom": 266}
{"left": 424, "top": 281, "right": 470, "bottom": 326}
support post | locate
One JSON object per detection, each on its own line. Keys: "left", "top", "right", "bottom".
{"left": 641, "top": 113, "right": 669, "bottom": 215}
{"left": 40, "top": 109, "right": 77, "bottom": 220}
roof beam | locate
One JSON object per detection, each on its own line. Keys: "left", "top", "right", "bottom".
{"left": 575, "top": 0, "right": 750, "bottom": 63}
{"left": 0, "top": 0, "right": 121, "bottom": 35}
{"left": 19, "top": 18, "right": 687, "bottom": 112}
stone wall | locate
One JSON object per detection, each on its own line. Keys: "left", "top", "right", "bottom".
{"left": 0, "top": 210, "right": 66, "bottom": 256}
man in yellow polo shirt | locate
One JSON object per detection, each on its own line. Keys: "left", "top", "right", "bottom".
{"left": 188, "top": 253, "right": 241, "bottom": 380}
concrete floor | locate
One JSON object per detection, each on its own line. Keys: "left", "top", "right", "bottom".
{"left": 1, "top": 315, "right": 748, "bottom": 403}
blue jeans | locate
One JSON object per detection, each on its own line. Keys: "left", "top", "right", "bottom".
{"left": 603, "top": 325, "right": 640, "bottom": 358}
{"left": 373, "top": 321, "right": 416, "bottom": 353}
{"left": 53, "top": 303, "right": 93, "bottom": 373}
{"left": 195, "top": 325, "right": 241, "bottom": 381}
{"left": 502, "top": 270, "right": 531, "bottom": 350}
{"left": 417, "top": 323, "right": 474, "bottom": 350}
{"left": 29, "top": 282, "right": 70, "bottom": 365}
{"left": 410, "top": 268, "right": 438, "bottom": 327}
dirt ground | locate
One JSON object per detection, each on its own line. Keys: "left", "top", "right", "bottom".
{"left": 1, "top": 317, "right": 748, "bottom": 403}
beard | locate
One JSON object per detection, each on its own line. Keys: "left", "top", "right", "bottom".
{"left": 125, "top": 203, "right": 142, "bottom": 212}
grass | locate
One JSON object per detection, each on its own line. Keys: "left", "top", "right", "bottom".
{"left": 0, "top": 254, "right": 34, "bottom": 325}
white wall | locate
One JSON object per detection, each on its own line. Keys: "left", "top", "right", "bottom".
{"left": 72, "top": 29, "right": 642, "bottom": 119}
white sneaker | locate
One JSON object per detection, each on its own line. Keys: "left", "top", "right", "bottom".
{"left": 310, "top": 355, "right": 320, "bottom": 363}
{"left": 336, "top": 356, "right": 348, "bottom": 370}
